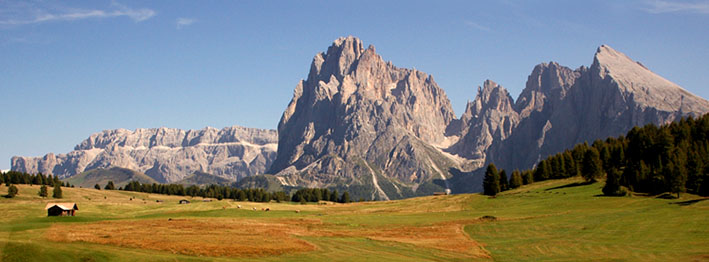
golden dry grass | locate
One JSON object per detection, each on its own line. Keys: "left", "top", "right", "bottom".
{"left": 44, "top": 216, "right": 490, "bottom": 259}
{"left": 45, "top": 218, "right": 319, "bottom": 257}
{"left": 348, "top": 220, "right": 490, "bottom": 258}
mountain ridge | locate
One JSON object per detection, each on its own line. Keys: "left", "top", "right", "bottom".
{"left": 12, "top": 125, "right": 277, "bottom": 183}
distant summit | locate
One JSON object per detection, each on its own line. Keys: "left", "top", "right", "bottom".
{"left": 12, "top": 126, "right": 277, "bottom": 183}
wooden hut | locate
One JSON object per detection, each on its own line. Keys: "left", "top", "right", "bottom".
{"left": 45, "top": 203, "right": 78, "bottom": 216}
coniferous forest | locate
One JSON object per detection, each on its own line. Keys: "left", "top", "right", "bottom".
{"left": 0, "top": 170, "right": 353, "bottom": 203}
{"left": 484, "top": 114, "right": 709, "bottom": 197}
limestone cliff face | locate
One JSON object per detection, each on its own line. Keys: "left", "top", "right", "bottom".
{"left": 11, "top": 126, "right": 277, "bottom": 182}
{"left": 270, "top": 36, "right": 458, "bottom": 200}
{"left": 481, "top": 45, "right": 709, "bottom": 171}
{"left": 448, "top": 80, "right": 519, "bottom": 168}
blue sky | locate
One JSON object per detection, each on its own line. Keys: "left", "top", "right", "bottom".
{"left": 1, "top": 0, "right": 708, "bottom": 170}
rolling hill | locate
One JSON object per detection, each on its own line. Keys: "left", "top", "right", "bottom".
{"left": 65, "top": 167, "right": 158, "bottom": 188}
{"left": 175, "top": 171, "right": 234, "bottom": 186}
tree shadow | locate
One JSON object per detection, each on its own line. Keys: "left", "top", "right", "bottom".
{"left": 544, "top": 181, "right": 595, "bottom": 191}
{"left": 669, "top": 198, "right": 707, "bottom": 206}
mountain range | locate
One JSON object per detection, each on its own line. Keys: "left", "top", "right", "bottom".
{"left": 11, "top": 37, "right": 709, "bottom": 199}
{"left": 11, "top": 126, "right": 277, "bottom": 183}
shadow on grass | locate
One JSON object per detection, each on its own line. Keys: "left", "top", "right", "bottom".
{"left": 669, "top": 198, "right": 708, "bottom": 206}
{"left": 545, "top": 181, "right": 595, "bottom": 191}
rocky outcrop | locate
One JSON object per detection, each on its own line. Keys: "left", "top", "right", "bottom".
{"left": 270, "top": 36, "right": 459, "bottom": 200}
{"left": 11, "top": 126, "right": 277, "bottom": 182}
{"left": 481, "top": 45, "right": 709, "bottom": 171}
{"left": 447, "top": 80, "right": 519, "bottom": 167}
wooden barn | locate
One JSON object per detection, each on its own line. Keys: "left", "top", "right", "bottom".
{"left": 45, "top": 203, "right": 78, "bottom": 216}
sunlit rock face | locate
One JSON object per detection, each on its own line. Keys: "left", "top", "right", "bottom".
{"left": 270, "top": 36, "right": 459, "bottom": 200}
{"left": 12, "top": 126, "right": 277, "bottom": 183}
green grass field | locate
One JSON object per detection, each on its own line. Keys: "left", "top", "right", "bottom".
{"left": 0, "top": 178, "right": 706, "bottom": 261}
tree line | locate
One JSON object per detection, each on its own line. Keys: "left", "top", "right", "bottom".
{"left": 484, "top": 114, "right": 709, "bottom": 197}
{"left": 1, "top": 171, "right": 68, "bottom": 187}
{"left": 1, "top": 171, "right": 64, "bottom": 198}
{"left": 291, "top": 187, "right": 351, "bottom": 203}
{"left": 1, "top": 169, "right": 354, "bottom": 203}
{"left": 116, "top": 180, "right": 353, "bottom": 203}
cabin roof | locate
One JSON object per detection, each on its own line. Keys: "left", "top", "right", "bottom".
{"left": 45, "top": 203, "right": 78, "bottom": 210}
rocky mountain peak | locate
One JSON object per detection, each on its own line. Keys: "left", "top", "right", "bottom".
{"left": 590, "top": 44, "right": 709, "bottom": 114}
{"left": 308, "top": 36, "right": 368, "bottom": 83}
{"left": 461, "top": 80, "right": 514, "bottom": 122}
{"left": 449, "top": 80, "right": 519, "bottom": 162}
{"left": 515, "top": 62, "right": 578, "bottom": 117}
{"left": 480, "top": 80, "right": 514, "bottom": 110}
{"left": 270, "top": 36, "right": 459, "bottom": 199}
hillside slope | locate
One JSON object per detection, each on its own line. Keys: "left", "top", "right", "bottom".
{"left": 0, "top": 179, "right": 706, "bottom": 261}
{"left": 65, "top": 167, "right": 158, "bottom": 188}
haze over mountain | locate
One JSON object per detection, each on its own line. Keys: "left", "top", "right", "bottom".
{"left": 11, "top": 37, "right": 709, "bottom": 199}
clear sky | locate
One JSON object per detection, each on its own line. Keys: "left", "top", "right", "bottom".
{"left": 1, "top": 0, "right": 708, "bottom": 170}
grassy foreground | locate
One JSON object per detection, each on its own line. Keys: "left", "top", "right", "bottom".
{"left": 0, "top": 178, "right": 707, "bottom": 261}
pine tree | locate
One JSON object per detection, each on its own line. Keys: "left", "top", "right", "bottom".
{"left": 39, "top": 185, "right": 48, "bottom": 197}
{"left": 603, "top": 168, "right": 625, "bottom": 196}
{"left": 323, "top": 189, "right": 331, "bottom": 202}
{"left": 564, "top": 151, "right": 578, "bottom": 177}
{"left": 509, "top": 170, "right": 523, "bottom": 189}
{"left": 339, "top": 192, "right": 350, "bottom": 203}
{"left": 330, "top": 190, "right": 339, "bottom": 202}
{"left": 499, "top": 170, "right": 509, "bottom": 191}
{"left": 53, "top": 183, "right": 63, "bottom": 199}
{"left": 600, "top": 146, "right": 612, "bottom": 175}
{"left": 687, "top": 151, "right": 705, "bottom": 194}
{"left": 105, "top": 181, "right": 115, "bottom": 190}
{"left": 668, "top": 152, "right": 687, "bottom": 198}
{"left": 94, "top": 184, "right": 101, "bottom": 190}
{"left": 483, "top": 164, "right": 500, "bottom": 196}
{"left": 534, "top": 160, "right": 551, "bottom": 181}
{"left": 33, "top": 174, "right": 42, "bottom": 185}
{"left": 7, "top": 184, "right": 18, "bottom": 198}
{"left": 523, "top": 170, "right": 534, "bottom": 185}
{"left": 582, "top": 147, "right": 604, "bottom": 182}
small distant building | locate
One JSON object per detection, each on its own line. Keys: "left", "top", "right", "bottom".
{"left": 45, "top": 203, "right": 78, "bottom": 216}
{"left": 433, "top": 192, "right": 449, "bottom": 196}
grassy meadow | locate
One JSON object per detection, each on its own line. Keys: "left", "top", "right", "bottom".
{"left": 0, "top": 178, "right": 707, "bottom": 261}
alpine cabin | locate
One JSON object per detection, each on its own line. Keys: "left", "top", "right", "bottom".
{"left": 45, "top": 203, "right": 78, "bottom": 216}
